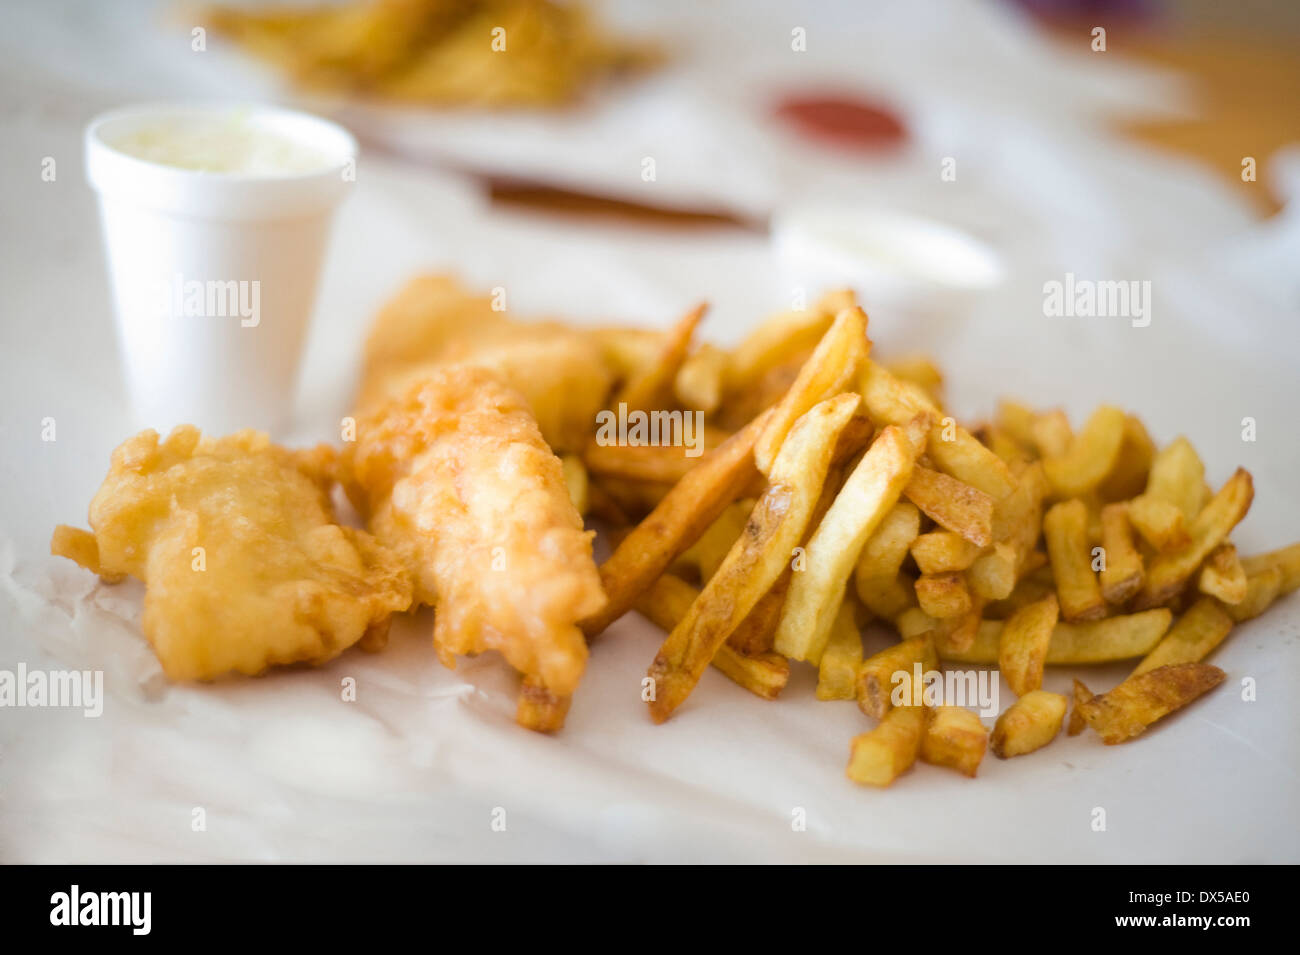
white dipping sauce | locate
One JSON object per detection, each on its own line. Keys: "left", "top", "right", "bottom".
{"left": 109, "top": 112, "right": 337, "bottom": 176}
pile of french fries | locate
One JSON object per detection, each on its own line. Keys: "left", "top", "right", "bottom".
{"left": 577, "top": 291, "right": 1298, "bottom": 786}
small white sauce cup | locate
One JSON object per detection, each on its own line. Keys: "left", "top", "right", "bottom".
{"left": 85, "top": 103, "right": 357, "bottom": 436}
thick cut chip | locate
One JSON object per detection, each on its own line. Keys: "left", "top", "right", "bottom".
{"left": 847, "top": 705, "right": 926, "bottom": 787}
{"left": 1127, "top": 494, "right": 1190, "bottom": 552}
{"left": 1043, "top": 498, "right": 1105, "bottom": 622}
{"left": 991, "top": 691, "right": 1066, "bottom": 758}
{"left": 1240, "top": 541, "right": 1300, "bottom": 592}
{"left": 582, "top": 408, "right": 771, "bottom": 635}
{"left": 636, "top": 573, "right": 789, "bottom": 700}
{"left": 647, "top": 393, "right": 859, "bottom": 722}
{"left": 1198, "top": 543, "right": 1247, "bottom": 605}
{"left": 775, "top": 417, "right": 926, "bottom": 662}
{"left": 723, "top": 289, "right": 854, "bottom": 396}
{"left": 1098, "top": 503, "right": 1144, "bottom": 605}
{"left": 1042, "top": 405, "right": 1126, "bottom": 499}
{"left": 1134, "top": 468, "right": 1254, "bottom": 609}
{"left": 816, "top": 601, "right": 864, "bottom": 701}
{"left": 1146, "top": 436, "right": 1205, "bottom": 521}
{"left": 911, "top": 531, "right": 982, "bottom": 575}
{"left": 52, "top": 426, "right": 413, "bottom": 681}
{"left": 341, "top": 367, "right": 604, "bottom": 731}
{"left": 939, "top": 609, "right": 1172, "bottom": 664}
{"left": 920, "top": 706, "right": 988, "bottom": 777}
{"left": 998, "top": 593, "right": 1059, "bottom": 696}
{"left": 914, "top": 572, "right": 973, "bottom": 620}
{"left": 754, "top": 306, "right": 869, "bottom": 474}
{"left": 1077, "top": 664, "right": 1225, "bottom": 744}
{"left": 855, "top": 502, "right": 921, "bottom": 618}
{"left": 855, "top": 634, "right": 939, "bottom": 719}
{"left": 904, "top": 465, "right": 993, "bottom": 547}
{"left": 1131, "top": 597, "right": 1234, "bottom": 676}
{"left": 615, "top": 302, "right": 705, "bottom": 412}
{"left": 861, "top": 360, "right": 1014, "bottom": 498}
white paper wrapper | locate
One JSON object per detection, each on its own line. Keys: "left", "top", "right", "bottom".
{"left": 1, "top": 0, "right": 1298, "bottom": 863}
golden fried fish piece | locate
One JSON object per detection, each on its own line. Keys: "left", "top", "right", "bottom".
{"left": 342, "top": 365, "right": 605, "bottom": 729}
{"left": 52, "top": 426, "right": 412, "bottom": 680}
{"left": 356, "top": 275, "right": 613, "bottom": 453}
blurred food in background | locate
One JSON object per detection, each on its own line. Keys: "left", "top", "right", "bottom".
{"left": 204, "top": 0, "right": 661, "bottom": 107}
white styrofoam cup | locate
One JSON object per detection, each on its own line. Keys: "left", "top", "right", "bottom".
{"left": 85, "top": 103, "right": 357, "bottom": 436}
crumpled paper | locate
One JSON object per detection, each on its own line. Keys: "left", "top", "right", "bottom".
{"left": 1, "top": 0, "right": 1298, "bottom": 862}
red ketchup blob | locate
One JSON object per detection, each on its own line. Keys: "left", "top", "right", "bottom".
{"left": 772, "top": 94, "right": 907, "bottom": 151}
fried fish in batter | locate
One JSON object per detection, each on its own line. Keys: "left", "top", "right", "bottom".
{"left": 51, "top": 426, "right": 412, "bottom": 680}
{"left": 342, "top": 365, "right": 605, "bottom": 730}
{"left": 357, "top": 275, "right": 613, "bottom": 453}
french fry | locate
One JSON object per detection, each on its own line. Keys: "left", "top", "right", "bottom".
{"left": 982, "top": 426, "right": 1032, "bottom": 467}
{"left": 1132, "top": 597, "right": 1234, "bottom": 676}
{"left": 904, "top": 465, "right": 994, "bottom": 547}
{"left": 583, "top": 441, "right": 712, "bottom": 485}
{"left": 914, "top": 572, "right": 973, "bottom": 620}
{"left": 723, "top": 290, "right": 852, "bottom": 395}
{"left": 998, "top": 593, "right": 1059, "bottom": 696}
{"left": 516, "top": 677, "right": 571, "bottom": 734}
{"left": 1146, "top": 436, "right": 1205, "bottom": 521}
{"left": 1098, "top": 503, "right": 1144, "bottom": 605}
{"left": 939, "top": 608, "right": 1172, "bottom": 664}
{"left": 991, "top": 690, "right": 1066, "bottom": 758}
{"left": 614, "top": 303, "right": 704, "bottom": 412}
{"left": 1198, "top": 543, "right": 1247, "bottom": 605}
{"left": 636, "top": 573, "right": 791, "bottom": 699}
{"left": 855, "top": 634, "right": 939, "bottom": 719}
{"left": 775, "top": 418, "right": 927, "bottom": 662}
{"left": 1068, "top": 679, "right": 1093, "bottom": 736}
{"left": 1240, "top": 541, "right": 1300, "bottom": 592}
{"left": 855, "top": 502, "right": 921, "bottom": 617}
{"left": 1127, "top": 494, "right": 1190, "bottom": 552}
{"left": 968, "top": 462, "right": 1047, "bottom": 601}
{"left": 1077, "top": 663, "right": 1225, "bottom": 744}
{"left": 582, "top": 408, "right": 772, "bottom": 636}
{"left": 895, "top": 606, "right": 940, "bottom": 639}
{"left": 1097, "top": 414, "right": 1155, "bottom": 501}
{"left": 1224, "top": 566, "right": 1283, "bottom": 622}
{"left": 647, "top": 394, "right": 859, "bottom": 721}
{"left": 816, "top": 601, "right": 864, "bottom": 701}
{"left": 709, "top": 644, "right": 791, "bottom": 700}
{"left": 860, "top": 360, "right": 1014, "bottom": 498}
{"left": 725, "top": 585, "right": 784, "bottom": 656}
{"left": 885, "top": 355, "right": 944, "bottom": 405}
{"left": 679, "top": 500, "right": 753, "bottom": 582}
{"left": 1134, "top": 468, "right": 1254, "bottom": 609}
{"left": 911, "top": 531, "right": 982, "bottom": 574}
{"left": 996, "top": 399, "right": 1038, "bottom": 451}
{"left": 920, "top": 706, "right": 988, "bottom": 777}
{"left": 985, "top": 568, "right": 1056, "bottom": 619}
{"left": 1043, "top": 498, "right": 1106, "bottom": 622}
{"left": 846, "top": 704, "right": 926, "bottom": 787}
{"left": 1043, "top": 405, "right": 1127, "bottom": 499}
{"left": 943, "top": 598, "right": 985, "bottom": 652}
{"left": 754, "top": 307, "right": 869, "bottom": 475}
{"left": 674, "top": 343, "right": 728, "bottom": 413}
{"left": 1031, "top": 409, "right": 1072, "bottom": 459}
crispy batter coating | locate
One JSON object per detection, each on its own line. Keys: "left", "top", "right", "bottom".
{"left": 357, "top": 275, "right": 613, "bottom": 453}
{"left": 52, "top": 426, "right": 412, "bottom": 680}
{"left": 342, "top": 365, "right": 605, "bottom": 723}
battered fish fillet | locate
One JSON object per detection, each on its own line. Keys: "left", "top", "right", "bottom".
{"left": 342, "top": 365, "right": 605, "bottom": 730}
{"left": 51, "top": 426, "right": 413, "bottom": 680}
{"left": 357, "top": 274, "right": 613, "bottom": 453}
